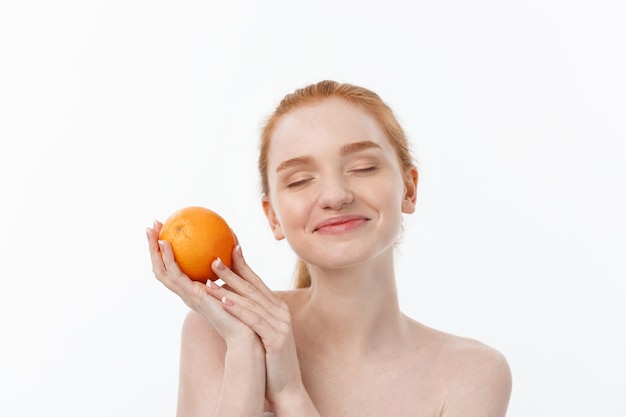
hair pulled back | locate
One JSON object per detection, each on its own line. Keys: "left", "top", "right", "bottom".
{"left": 258, "top": 80, "right": 415, "bottom": 288}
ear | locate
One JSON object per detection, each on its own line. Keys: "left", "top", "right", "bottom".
{"left": 262, "top": 196, "right": 285, "bottom": 240}
{"left": 401, "top": 166, "right": 418, "bottom": 214}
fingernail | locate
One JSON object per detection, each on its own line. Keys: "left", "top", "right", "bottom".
{"left": 214, "top": 257, "right": 226, "bottom": 270}
{"left": 221, "top": 296, "right": 233, "bottom": 306}
{"left": 207, "top": 280, "right": 218, "bottom": 289}
{"left": 153, "top": 219, "right": 159, "bottom": 228}
{"left": 235, "top": 244, "right": 242, "bottom": 257}
{"left": 146, "top": 228, "right": 151, "bottom": 240}
{"left": 158, "top": 240, "right": 165, "bottom": 251}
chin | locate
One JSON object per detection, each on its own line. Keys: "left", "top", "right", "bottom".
{"left": 302, "top": 245, "right": 393, "bottom": 272}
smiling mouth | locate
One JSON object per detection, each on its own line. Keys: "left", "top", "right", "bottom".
{"left": 313, "top": 215, "right": 370, "bottom": 234}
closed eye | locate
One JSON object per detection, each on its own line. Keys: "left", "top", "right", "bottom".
{"left": 287, "top": 177, "right": 313, "bottom": 188}
{"left": 350, "top": 166, "right": 378, "bottom": 173}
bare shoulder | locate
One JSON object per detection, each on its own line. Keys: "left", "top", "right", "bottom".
{"left": 415, "top": 322, "right": 512, "bottom": 417}
{"left": 177, "top": 310, "right": 226, "bottom": 416}
{"left": 179, "top": 310, "right": 226, "bottom": 379}
{"left": 180, "top": 309, "right": 226, "bottom": 356}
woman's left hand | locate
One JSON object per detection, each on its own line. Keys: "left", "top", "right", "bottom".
{"left": 207, "top": 239, "right": 305, "bottom": 406}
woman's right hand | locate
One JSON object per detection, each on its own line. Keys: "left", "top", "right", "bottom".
{"left": 147, "top": 220, "right": 260, "bottom": 349}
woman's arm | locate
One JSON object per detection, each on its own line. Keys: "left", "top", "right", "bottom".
{"left": 206, "top": 246, "right": 322, "bottom": 417}
{"left": 147, "top": 224, "right": 266, "bottom": 417}
{"left": 176, "top": 311, "right": 266, "bottom": 417}
{"left": 149, "top": 223, "right": 322, "bottom": 416}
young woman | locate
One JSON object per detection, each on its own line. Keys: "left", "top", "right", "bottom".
{"left": 147, "top": 80, "right": 512, "bottom": 417}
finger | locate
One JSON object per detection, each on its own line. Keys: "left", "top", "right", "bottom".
{"left": 212, "top": 257, "right": 277, "bottom": 312}
{"left": 146, "top": 221, "right": 165, "bottom": 270}
{"left": 222, "top": 296, "right": 277, "bottom": 338}
{"left": 212, "top": 257, "right": 264, "bottom": 301}
{"left": 147, "top": 226, "right": 167, "bottom": 278}
{"left": 156, "top": 239, "right": 208, "bottom": 306}
{"left": 230, "top": 244, "right": 276, "bottom": 302}
{"left": 208, "top": 282, "right": 286, "bottom": 342}
{"left": 157, "top": 239, "right": 183, "bottom": 276}
{"left": 148, "top": 224, "right": 255, "bottom": 334}
{"left": 209, "top": 259, "right": 292, "bottom": 327}
{"left": 231, "top": 229, "right": 239, "bottom": 246}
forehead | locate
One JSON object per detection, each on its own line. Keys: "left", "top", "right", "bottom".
{"left": 267, "top": 97, "right": 393, "bottom": 167}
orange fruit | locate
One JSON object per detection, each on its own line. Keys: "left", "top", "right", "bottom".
{"left": 159, "top": 206, "right": 235, "bottom": 282}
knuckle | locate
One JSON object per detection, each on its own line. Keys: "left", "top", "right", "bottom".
{"left": 277, "top": 308, "right": 292, "bottom": 325}
{"left": 270, "top": 330, "right": 290, "bottom": 352}
{"left": 185, "top": 288, "right": 203, "bottom": 310}
{"left": 277, "top": 321, "right": 290, "bottom": 336}
{"left": 242, "top": 282, "right": 256, "bottom": 296}
{"left": 153, "top": 270, "right": 167, "bottom": 283}
{"left": 241, "top": 297, "right": 257, "bottom": 312}
{"left": 235, "top": 254, "right": 247, "bottom": 269}
{"left": 283, "top": 311, "right": 292, "bottom": 326}
{"left": 250, "top": 312, "right": 264, "bottom": 328}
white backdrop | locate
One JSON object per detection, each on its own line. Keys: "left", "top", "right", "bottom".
{"left": 1, "top": 1, "right": 624, "bottom": 416}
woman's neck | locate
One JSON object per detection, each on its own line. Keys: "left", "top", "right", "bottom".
{"left": 293, "top": 250, "right": 409, "bottom": 361}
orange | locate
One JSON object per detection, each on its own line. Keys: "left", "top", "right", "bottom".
{"left": 159, "top": 206, "right": 235, "bottom": 282}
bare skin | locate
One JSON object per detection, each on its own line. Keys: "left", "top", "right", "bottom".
{"left": 147, "top": 97, "right": 512, "bottom": 416}
{"left": 161, "top": 259, "right": 511, "bottom": 417}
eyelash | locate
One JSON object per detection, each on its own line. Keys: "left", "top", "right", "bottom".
{"left": 285, "top": 166, "right": 378, "bottom": 188}
{"left": 352, "top": 166, "right": 377, "bottom": 173}
{"left": 287, "top": 178, "right": 312, "bottom": 188}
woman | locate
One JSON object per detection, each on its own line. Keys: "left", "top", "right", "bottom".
{"left": 147, "top": 80, "right": 512, "bottom": 416}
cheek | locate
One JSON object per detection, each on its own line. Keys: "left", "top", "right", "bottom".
{"left": 361, "top": 173, "right": 405, "bottom": 204}
{"left": 369, "top": 178, "right": 407, "bottom": 225}
{"left": 272, "top": 193, "right": 311, "bottom": 232}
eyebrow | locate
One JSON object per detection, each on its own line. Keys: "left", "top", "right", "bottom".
{"left": 275, "top": 141, "right": 383, "bottom": 173}
{"left": 339, "top": 140, "right": 382, "bottom": 156}
{"left": 275, "top": 156, "right": 314, "bottom": 173}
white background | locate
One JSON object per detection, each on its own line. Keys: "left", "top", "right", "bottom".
{"left": 1, "top": 1, "right": 624, "bottom": 416}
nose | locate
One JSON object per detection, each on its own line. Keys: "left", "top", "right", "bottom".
{"left": 318, "top": 174, "right": 354, "bottom": 210}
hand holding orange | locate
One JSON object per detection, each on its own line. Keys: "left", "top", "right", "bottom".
{"left": 159, "top": 206, "right": 235, "bottom": 282}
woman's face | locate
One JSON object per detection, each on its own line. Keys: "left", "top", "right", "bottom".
{"left": 262, "top": 97, "right": 417, "bottom": 270}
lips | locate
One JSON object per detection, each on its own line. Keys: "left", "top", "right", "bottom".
{"left": 313, "top": 215, "right": 370, "bottom": 234}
